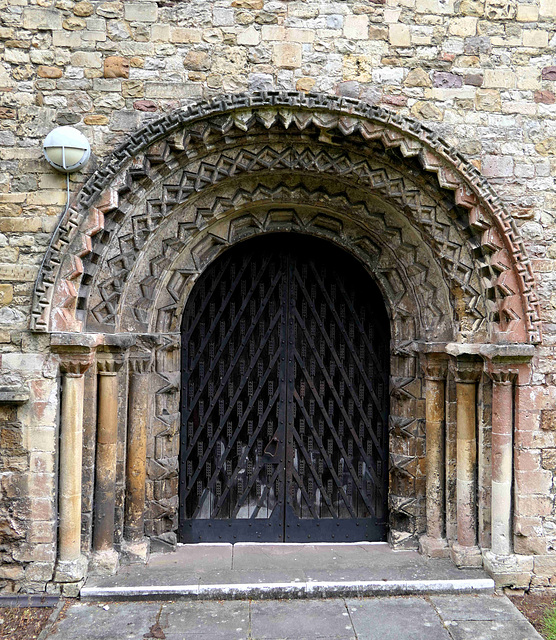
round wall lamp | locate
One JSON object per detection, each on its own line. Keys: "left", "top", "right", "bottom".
{"left": 43, "top": 126, "right": 91, "bottom": 173}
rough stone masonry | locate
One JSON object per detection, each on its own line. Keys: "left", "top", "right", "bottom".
{"left": 1, "top": 0, "right": 556, "bottom": 595}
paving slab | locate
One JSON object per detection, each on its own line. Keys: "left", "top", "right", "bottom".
{"left": 156, "top": 601, "right": 250, "bottom": 640}
{"left": 250, "top": 599, "right": 356, "bottom": 639}
{"left": 430, "top": 593, "right": 528, "bottom": 621}
{"left": 346, "top": 597, "right": 451, "bottom": 640}
{"left": 43, "top": 595, "right": 543, "bottom": 640}
{"left": 445, "top": 619, "right": 544, "bottom": 640}
{"left": 45, "top": 602, "right": 161, "bottom": 640}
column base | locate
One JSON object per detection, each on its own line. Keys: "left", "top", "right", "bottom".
{"left": 89, "top": 549, "right": 120, "bottom": 576}
{"left": 121, "top": 538, "right": 150, "bottom": 565}
{"left": 54, "top": 554, "right": 88, "bottom": 584}
{"left": 419, "top": 535, "right": 450, "bottom": 558}
{"left": 61, "top": 579, "right": 85, "bottom": 597}
{"left": 482, "top": 550, "right": 533, "bottom": 589}
{"left": 450, "top": 543, "right": 483, "bottom": 568}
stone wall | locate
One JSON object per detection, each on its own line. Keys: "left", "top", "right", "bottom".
{"left": 1, "top": 0, "right": 556, "bottom": 593}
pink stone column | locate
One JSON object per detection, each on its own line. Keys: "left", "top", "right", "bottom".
{"left": 489, "top": 369, "right": 515, "bottom": 556}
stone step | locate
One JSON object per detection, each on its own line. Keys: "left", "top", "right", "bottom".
{"left": 81, "top": 542, "right": 495, "bottom": 601}
{"left": 81, "top": 577, "right": 495, "bottom": 601}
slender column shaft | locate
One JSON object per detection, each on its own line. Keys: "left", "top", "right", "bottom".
{"left": 59, "top": 372, "right": 86, "bottom": 561}
{"left": 426, "top": 373, "right": 446, "bottom": 539}
{"left": 491, "top": 373, "right": 514, "bottom": 555}
{"left": 456, "top": 378, "right": 477, "bottom": 547}
{"left": 93, "top": 365, "right": 120, "bottom": 552}
{"left": 125, "top": 357, "right": 151, "bottom": 541}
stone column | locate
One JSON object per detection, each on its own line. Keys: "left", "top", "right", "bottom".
{"left": 489, "top": 369, "right": 515, "bottom": 556}
{"left": 123, "top": 350, "right": 153, "bottom": 560}
{"left": 52, "top": 341, "right": 95, "bottom": 589}
{"left": 451, "top": 356, "right": 482, "bottom": 567}
{"left": 419, "top": 353, "right": 449, "bottom": 557}
{"left": 481, "top": 344, "right": 535, "bottom": 587}
{"left": 92, "top": 351, "right": 124, "bottom": 573}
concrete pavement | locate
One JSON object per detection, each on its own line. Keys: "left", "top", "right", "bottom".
{"left": 44, "top": 594, "right": 543, "bottom": 640}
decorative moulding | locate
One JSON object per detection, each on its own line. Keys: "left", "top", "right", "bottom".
{"left": 0, "top": 385, "right": 30, "bottom": 404}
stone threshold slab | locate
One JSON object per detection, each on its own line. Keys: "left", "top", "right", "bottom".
{"left": 80, "top": 577, "right": 494, "bottom": 601}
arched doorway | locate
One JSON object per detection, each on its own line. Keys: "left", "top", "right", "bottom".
{"left": 31, "top": 93, "right": 541, "bottom": 587}
{"left": 179, "top": 234, "right": 390, "bottom": 542}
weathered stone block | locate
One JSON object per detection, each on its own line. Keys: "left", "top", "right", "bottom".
{"left": 410, "top": 101, "right": 443, "bottom": 121}
{"left": 52, "top": 31, "right": 82, "bottom": 48}
{"left": 133, "top": 100, "right": 157, "bottom": 112}
{"left": 273, "top": 43, "right": 302, "bottom": 69}
{"left": 517, "top": 4, "right": 539, "bottom": 21}
{"left": 104, "top": 56, "right": 129, "bottom": 78}
{"left": 483, "top": 69, "right": 516, "bottom": 88}
{"left": 0, "top": 264, "right": 36, "bottom": 282}
{"left": 71, "top": 51, "right": 102, "bottom": 68}
{"left": 124, "top": 2, "right": 158, "bottom": 23}
{"left": 389, "top": 23, "right": 410, "bottom": 46}
{"left": 540, "top": 0, "right": 556, "bottom": 17}
{"left": 535, "top": 90, "right": 556, "bottom": 104}
{"left": 433, "top": 72, "right": 462, "bottom": 88}
{"left": 73, "top": 1, "right": 94, "bottom": 17}
{"left": 170, "top": 28, "right": 202, "bottom": 44}
{"left": 482, "top": 155, "right": 514, "bottom": 177}
{"left": 344, "top": 15, "right": 369, "bottom": 40}
{"left": 237, "top": 26, "right": 260, "bottom": 46}
{"left": 232, "top": 0, "right": 263, "bottom": 7}
{"left": 0, "top": 284, "right": 13, "bottom": 307}
{"left": 63, "top": 17, "right": 86, "bottom": 31}
{"left": 541, "top": 409, "right": 556, "bottom": 430}
{"left": 97, "top": 2, "right": 123, "bottom": 18}
{"left": 448, "top": 17, "right": 477, "bottom": 36}
{"left": 25, "top": 562, "right": 54, "bottom": 582}
{"left": 0, "top": 565, "right": 25, "bottom": 580}
{"left": 23, "top": 9, "right": 62, "bottom": 31}
{"left": 145, "top": 83, "right": 202, "bottom": 99}
{"left": 464, "top": 73, "right": 483, "bottom": 86}
{"left": 183, "top": 51, "right": 211, "bottom": 71}
{"left": 404, "top": 68, "right": 431, "bottom": 87}
{"left": 475, "top": 88, "right": 501, "bottom": 111}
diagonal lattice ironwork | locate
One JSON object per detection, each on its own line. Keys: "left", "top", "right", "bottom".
{"left": 179, "top": 235, "right": 389, "bottom": 543}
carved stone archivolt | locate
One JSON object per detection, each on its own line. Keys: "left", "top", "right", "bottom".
{"left": 31, "top": 91, "right": 540, "bottom": 344}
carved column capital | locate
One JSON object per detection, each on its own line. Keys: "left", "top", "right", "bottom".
{"left": 51, "top": 333, "right": 100, "bottom": 377}
{"left": 450, "top": 355, "right": 482, "bottom": 384}
{"left": 96, "top": 351, "right": 125, "bottom": 376}
{"left": 487, "top": 368, "right": 517, "bottom": 386}
{"left": 421, "top": 353, "right": 448, "bottom": 381}
{"left": 129, "top": 351, "right": 154, "bottom": 374}
{"left": 57, "top": 350, "right": 95, "bottom": 377}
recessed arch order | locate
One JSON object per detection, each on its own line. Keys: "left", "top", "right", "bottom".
{"left": 31, "top": 91, "right": 541, "bottom": 347}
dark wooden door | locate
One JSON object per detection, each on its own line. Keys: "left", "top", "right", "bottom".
{"left": 179, "top": 235, "right": 389, "bottom": 543}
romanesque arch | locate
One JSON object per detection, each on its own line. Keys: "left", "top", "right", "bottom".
{"left": 35, "top": 93, "right": 539, "bottom": 583}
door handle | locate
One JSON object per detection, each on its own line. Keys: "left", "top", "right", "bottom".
{"left": 264, "top": 436, "right": 279, "bottom": 458}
